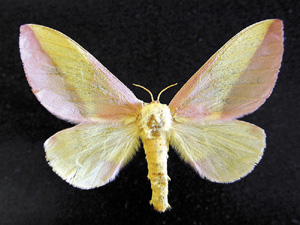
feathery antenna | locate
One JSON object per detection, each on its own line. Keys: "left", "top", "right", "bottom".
{"left": 157, "top": 83, "right": 177, "bottom": 101}
{"left": 133, "top": 83, "right": 178, "bottom": 102}
{"left": 133, "top": 84, "right": 154, "bottom": 102}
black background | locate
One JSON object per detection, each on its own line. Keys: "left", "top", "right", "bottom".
{"left": 1, "top": 1, "right": 299, "bottom": 225}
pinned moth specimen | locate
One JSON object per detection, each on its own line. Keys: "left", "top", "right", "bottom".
{"left": 19, "top": 19, "right": 284, "bottom": 212}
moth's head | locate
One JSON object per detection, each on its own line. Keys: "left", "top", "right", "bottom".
{"left": 139, "top": 102, "right": 172, "bottom": 138}
{"left": 134, "top": 83, "right": 177, "bottom": 138}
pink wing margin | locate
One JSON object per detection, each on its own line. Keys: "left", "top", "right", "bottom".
{"left": 169, "top": 19, "right": 284, "bottom": 121}
{"left": 19, "top": 24, "right": 142, "bottom": 123}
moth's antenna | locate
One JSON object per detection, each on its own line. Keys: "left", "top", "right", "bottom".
{"left": 133, "top": 84, "right": 154, "bottom": 102}
{"left": 157, "top": 83, "right": 178, "bottom": 101}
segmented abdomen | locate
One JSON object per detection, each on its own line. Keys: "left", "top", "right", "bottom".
{"left": 143, "top": 136, "right": 170, "bottom": 212}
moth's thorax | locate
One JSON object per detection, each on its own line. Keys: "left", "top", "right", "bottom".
{"left": 138, "top": 102, "right": 172, "bottom": 139}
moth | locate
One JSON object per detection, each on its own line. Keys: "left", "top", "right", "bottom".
{"left": 19, "top": 19, "right": 284, "bottom": 212}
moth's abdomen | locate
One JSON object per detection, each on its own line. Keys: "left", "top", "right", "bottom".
{"left": 144, "top": 137, "right": 170, "bottom": 212}
{"left": 138, "top": 102, "right": 172, "bottom": 212}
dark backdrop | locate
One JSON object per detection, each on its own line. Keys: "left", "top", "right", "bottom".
{"left": 1, "top": 1, "right": 299, "bottom": 225}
